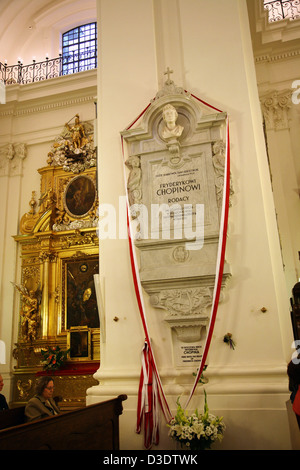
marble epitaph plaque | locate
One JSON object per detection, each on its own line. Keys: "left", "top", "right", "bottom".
{"left": 121, "top": 79, "right": 231, "bottom": 372}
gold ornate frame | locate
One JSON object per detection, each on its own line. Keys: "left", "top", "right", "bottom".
{"left": 67, "top": 326, "right": 91, "bottom": 361}
{"left": 63, "top": 174, "right": 97, "bottom": 218}
{"left": 62, "top": 255, "right": 99, "bottom": 332}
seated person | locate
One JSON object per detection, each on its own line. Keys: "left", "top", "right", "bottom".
{"left": 25, "top": 376, "right": 60, "bottom": 422}
{"left": 287, "top": 358, "right": 300, "bottom": 428}
{"left": 0, "top": 374, "right": 9, "bottom": 411}
{"left": 287, "top": 358, "right": 300, "bottom": 404}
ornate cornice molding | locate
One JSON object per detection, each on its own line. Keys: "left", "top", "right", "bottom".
{"left": 0, "top": 94, "right": 95, "bottom": 118}
{"left": 255, "top": 48, "right": 300, "bottom": 63}
{"left": 0, "top": 69, "right": 97, "bottom": 119}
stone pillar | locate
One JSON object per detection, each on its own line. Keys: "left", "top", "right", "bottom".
{"left": 261, "top": 90, "right": 300, "bottom": 294}
{"left": 0, "top": 142, "right": 27, "bottom": 400}
{"left": 88, "top": 0, "right": 293, "bottom": 450}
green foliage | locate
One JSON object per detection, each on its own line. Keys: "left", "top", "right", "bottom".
{"left": 41, "top": 345, "right": 70, "bottom": 370}
{"left": 168, "top": 390, "right": 225, "bottom": 451}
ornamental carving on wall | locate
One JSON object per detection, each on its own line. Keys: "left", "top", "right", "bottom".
{"left": 212, "top": 140, "right": 234, "bottom": 209}
{"left": 150, "top": 287, "right": 212, "bottom": 317}
{"left": 0, "top": 142, "right": 27, "bottom": 176}
{"left": 261, "top": 90, "right": 292, "bottom": 130}
{"left": 19, "top": 115, "right": 98, "bottom": 235}
{"left": 47, "top": 114, "right": 96, "bottom": 173}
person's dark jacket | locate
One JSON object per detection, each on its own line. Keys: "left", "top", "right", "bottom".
{"left": 0, "top": 393, "right": 9, "bottom": 411}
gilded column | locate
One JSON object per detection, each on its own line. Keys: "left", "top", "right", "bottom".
{"left": 39, "top": 251, "right": 56, "bottom": 338}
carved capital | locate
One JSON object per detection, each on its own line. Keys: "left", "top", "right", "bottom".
{"left": 39, "top": 251, "right": 57, "bottom": 263}
{"left": 261, "top": 90, "right": 292, "bottom": 130}
{"left": 0, "top": 142, "right": 27, "bottom": 176}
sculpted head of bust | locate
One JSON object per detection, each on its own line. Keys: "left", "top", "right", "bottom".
{"left": 162, "top": 104, "right": 184, "bottom": 139}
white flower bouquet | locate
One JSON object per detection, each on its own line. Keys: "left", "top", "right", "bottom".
{"left": 168, "top": 390, "right": 225, "bottom": 451}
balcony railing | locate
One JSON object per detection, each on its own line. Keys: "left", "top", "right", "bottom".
{"left": 264, "top": 0, "right": 300, "bottom": 22}
{"left": 0, "top": 49, "right": 97, "bottom": 86}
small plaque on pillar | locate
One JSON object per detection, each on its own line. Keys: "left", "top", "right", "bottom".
{"left": 174, "top": 342, "right": 203, "bottom": 368}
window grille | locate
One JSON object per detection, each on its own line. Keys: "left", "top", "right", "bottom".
{"left": 264, "top": 0, "right": 300, "bottom": 22}
{"left": 62, "top": 22, "right": 97, "bottom": 75}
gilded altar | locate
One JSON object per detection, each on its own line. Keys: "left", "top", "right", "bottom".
{"left": 11, "top": 115, "right": 100, "bottom": 409}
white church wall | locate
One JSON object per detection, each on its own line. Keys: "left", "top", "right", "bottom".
{"left": 87, "top": 0, "right": 296, "bottom": 450}
{"left": 247, "top": 0, "right": 300, "bottom": 298}
{"left": 0, "top": 0, "right": 298, "bottom": 451}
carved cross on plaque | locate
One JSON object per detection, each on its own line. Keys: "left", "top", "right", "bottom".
{"left": 164, "top": 67, "right": 174, "bottom": 85}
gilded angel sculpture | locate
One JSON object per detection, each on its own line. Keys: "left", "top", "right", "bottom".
{"left": 11, "top": 282, "right": 42, "bottom": 343}
{"left": 65, "top": 114, "right": 88, "bottom": 149}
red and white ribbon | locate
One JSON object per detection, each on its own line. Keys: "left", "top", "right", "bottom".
{"left": 184, "top": 111, "right": 230, "bottom": 408}
{"left": 136, "top": 341, "right": 160, "bottom": 449}
{"left": 121, "top": 102, "right": 173, "bottom": 449}
{"left": 121, "top": 91, "right": 230, "bottom": 445}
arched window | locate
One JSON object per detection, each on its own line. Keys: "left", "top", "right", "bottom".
{"left": 264, "top": 0, "right": 300, "bottom": 22}
{"left": 62, "top": 22, "right": 97, "bottom": 75}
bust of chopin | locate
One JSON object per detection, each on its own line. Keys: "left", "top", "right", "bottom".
{"left": 161, "top": 104, "right": 184, "bottom": 139}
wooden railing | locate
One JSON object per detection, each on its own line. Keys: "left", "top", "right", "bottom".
{"left": 0, "top": 395, "right": 127, "bottom": 450}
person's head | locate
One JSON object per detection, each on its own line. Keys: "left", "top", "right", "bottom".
{"left": 0, "top": 374, "right": 3, "bottom": 392}
{"left": 83, "top": 287, "right": 92, "bottom": 302}
{"left": 162, "top": 104, "right": 178, "bottom": 124}
{"left": 35, "top": 376, "right": 54, "bottom": 400}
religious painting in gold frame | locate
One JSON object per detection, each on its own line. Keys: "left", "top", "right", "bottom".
{"left": 62, "top": 255, "right": 100, "bottom": 331}
{"left": 64, "top": 174, "right": 96, "bottom": 218}
{"left": 67, "top": 326, "right": 91, "bottom": 361}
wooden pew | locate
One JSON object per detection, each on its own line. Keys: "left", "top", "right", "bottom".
{"left": 0, "top": 406, "right": 26, "bottom": 430}
{"left": 0, "top": 395, "right": 127, "bottom": 450}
